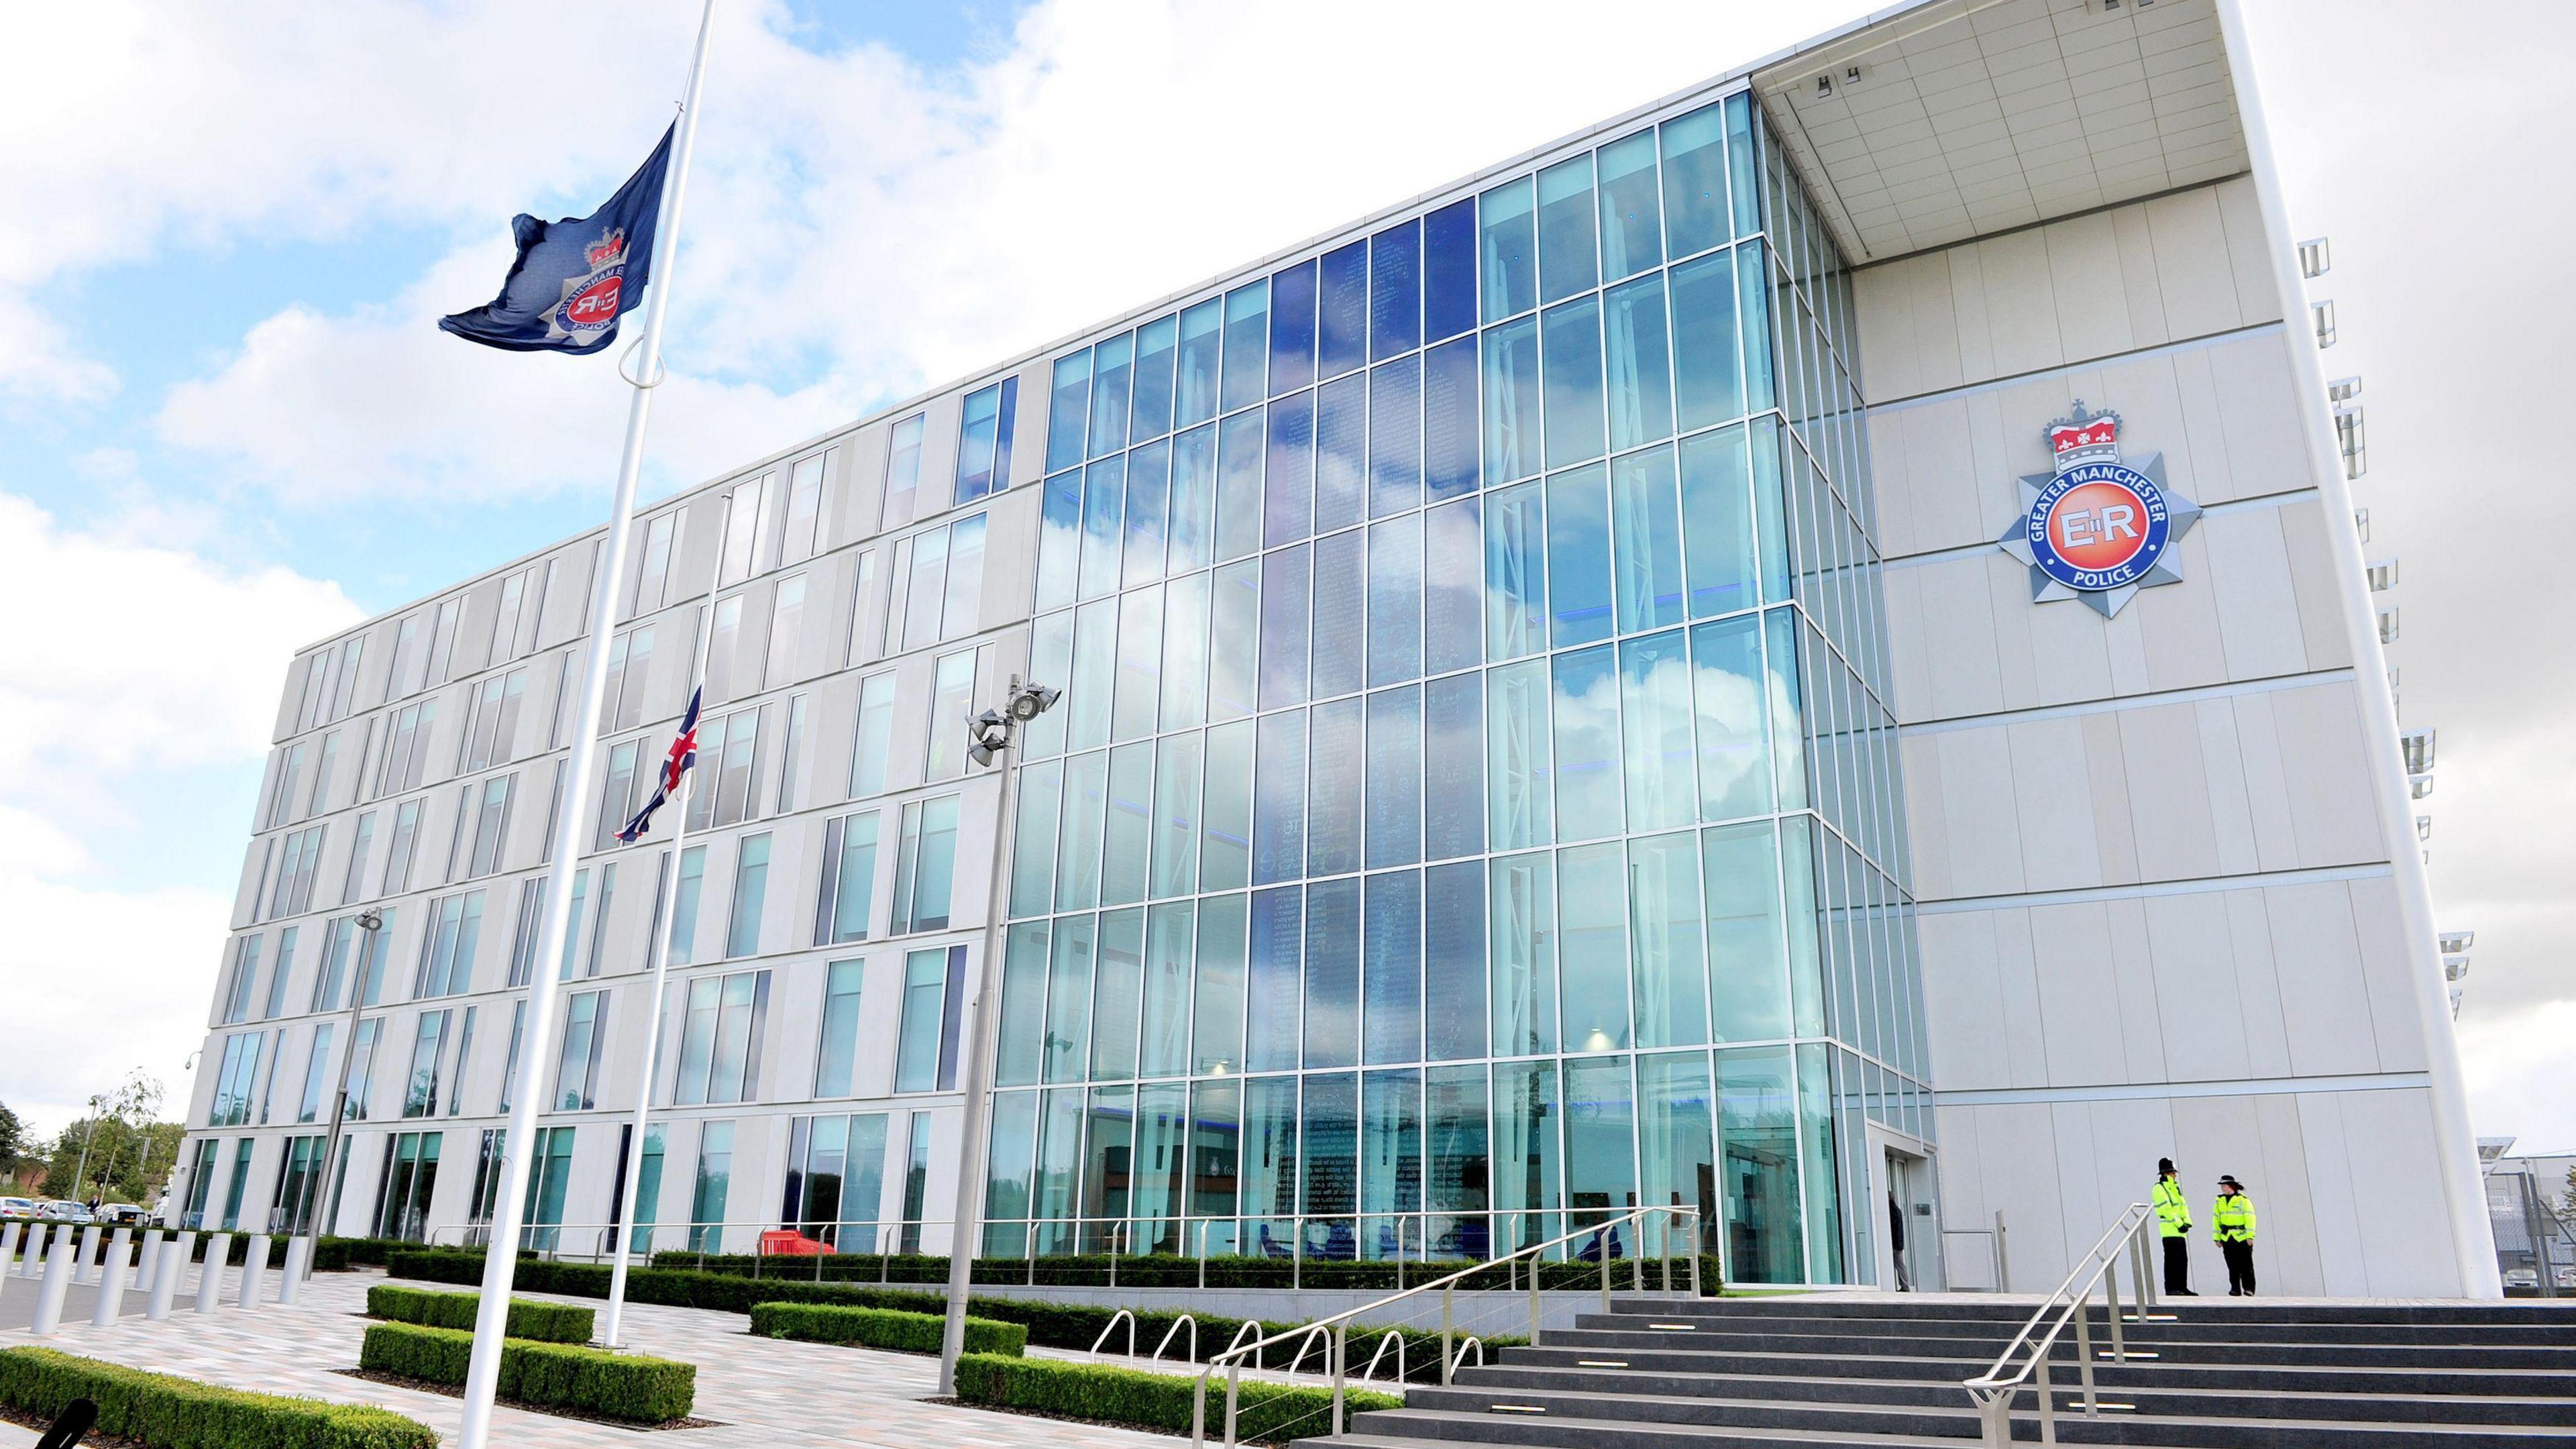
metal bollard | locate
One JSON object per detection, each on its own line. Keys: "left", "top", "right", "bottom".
{"left": 91, "top": 1228, "right": 134, "bottom": 1326}
{"left": 0, "top": 1221, "right": 20, "bottom": 1281}
{"left": 74, "top": 1225, "right": 101, "bottom": 1285}
{"left": 32, "top": 1228, "right": 76, "bottom": 1336}
{"left": 277, "top": 1237, "right": 311, "bottom": 1304}
{"left": 148, "top": 1234, "right": 189, "bottom": 1320}
{"left": 136, "top": 1231, "right": 162, "bottom": 1299}
{"left": 196, "top": 1232, "right": 231, "bottom": 1313}
{"left": 236, "top": 1234, "right": 270, "bottom": 1309}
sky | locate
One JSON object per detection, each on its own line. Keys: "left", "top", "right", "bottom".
{"left": 1, "top": 0, "right": 2569, "bottom": 1158}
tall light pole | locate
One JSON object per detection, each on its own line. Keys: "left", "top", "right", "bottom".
{"left": 70, "top": 1093, "right": 105, "bottom": 1205}
{"left": 937, "top": 676, "right": 1058, "bottom": 1395}
{"left": 313, "top": 908, "right": 384, "bottom": 1248}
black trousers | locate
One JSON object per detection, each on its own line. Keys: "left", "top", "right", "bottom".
{"left": 2222, "top": 1239, "right": 2256, "bottom": 1295}
{"left": 2161, "top": 1234, "right": 2192, "bottom": 1293}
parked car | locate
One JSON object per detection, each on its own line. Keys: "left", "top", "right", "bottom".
{"left": 97, "top": 1203, "right": 147, "bottom": 1226}
{"left": 35, "top": 1201, "right": 92, "bottom": 1224}
{"left": 2503, "top": 1267, "right": 2538, "bottom": 1290}
{"left": 2559, "top": 1264, "right": 2576, "bottom": 1290}
{"left": 0, "top": 1197, "right": 35, "bottom": 1220}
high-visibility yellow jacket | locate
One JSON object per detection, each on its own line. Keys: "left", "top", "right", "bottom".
{"left": 2212, "top": 1191, "right": 2257, "bottom": 1243}
{"left": 2153, "top": 1178, "right": 2192, "bottom": 1238}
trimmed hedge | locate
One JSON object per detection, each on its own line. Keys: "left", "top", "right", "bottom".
{"left": 748, "top": 1301, "right": 1025, "bottom": 1355}
{"left": 0, "top": 1345, "right": 435, "bottom": 1449}
{"left": 956, "top": 1351, "right": 1399, "bottom": 1444}
{"left": 386, "top": 1250, "right": 1517, "bottom": 1382}
{"left": 357, "top": 1322, "right": 694, "bottom": 1425}
{"left": 366, "top": 1283, "right": 595, "bottom": 1344}
{"left": 651, "top": 1246, "right": 1718, "bottom": 1293}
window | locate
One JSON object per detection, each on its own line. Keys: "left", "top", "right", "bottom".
{"left": 673, "top": 969, "right": 770, "bottom": 1106}
{"left": 341, "top": 812, "right": 376, "bottom": 905}
{"left": 890, "top": 794, "right": 959, "bottom": 934}
{"left": 706, "top": 594, "right": 743, "bottom": 704}
{"left": 294, "top": 1023, "right": 335, "bottom": 1123}
{"left": 492, "top": 569, "right": 530, "bottom": 660}
{"left": 221, "top": 1137, "right": 254, "bottom": 1230}
{"left": 783, "top": 453, "right": 826, "bottom": 564}
{"left": 688, "top": 1122, "right": 733, "bottom": 1252}
{"left": 402, "top": 1010, "right": 450, "bottom": 1117}
{"left": 273, "top": 1134, "right": 329, "bottom": 1235}
{"left": 465, "top": 774, "right": 513, "bottom": 876}
{"left": 720, "top": 473, "right": 775, "bottom": 586}
{"left": 374, "top": 700, "right": 439, "bottom": 796}
{"left": 582, "top": 862, "right": 616, "bottom": 978}
{"left": 298, "top": 647, "right": 336, "bottom": 733}
{"left": 776, "top": 693, "right": 808, "bottom": 816}
{"left": 899, "top": 1113, "right": 934, "bottom": 1253}
{"left": 764, "top": 574, "right": 806, "bottom": 691}
{"left": 897, "top": 515, "right": 988, "bottom": 651}
{"left": 557, "top": 868, "right": 590, "bottom": 979}
{"left": 331, "top": 635, "right": 368, "bottom": 721}
{"left": 781, "top": 1112, "right": 889, "bottom": 1250}
{"left": 370, "top": 1131, "right": 441, "bottom": 1241}
{"left": 881, "top": 414, "right": 925, "bottom": 529}
{"left": 603, "top": 626, "right": 656, "bottom": 731}
{"left": 726, "top": 833, "right": 771, "bottom": 958}
{"left": 668, "top": 845, "right": 706, "bottom": 966}
{"left": 447, "top": 1005, "right": 476, "bottom": 1116}
{"left": 385, "top": 614, "right": 424, "bottom": 701}
{"left": 523, "top": 1124, "right": 576, "bottom": 1251}
{"left": 506, "top": 877, "right": 545, "bottom": 987}
{"left": 413, "top": 892, "right": 484, "bottom": 998}
{"left": 262, "top": 926, "right": 299, "bottom": 1020}
{"left": 614, "top": 1121, "right": 667, "bottom": 1253}
{"left": 954, "top": 378, "right": 1018, "bottom": 504}
{"left": 219, "top": 935, "right": 262, "bottom": 1024}
{"left": 924, "top": 647, "right": 980, "bottom": 778}
{"left": 847, "top": 674, "right": 896, "bottom": 798}
{"left": 894, "top": 945, "right": 967, "bottom": 1093}
{"left": 343, "top": 1016, "right": 384, "bottom": 1120}
{"left": 265, "top": 743, "right": 307, "bottom": 828}
{"left": 460, "top": 669, "right": 527, "bottom": 772}
{"left": 179, "top": 1138, "right": 219, "bottom": 1229}
{"left": 596, "top": 740, "right": 640, "bottom": 851}
{"left": 307, "top": 730, "right": 341, "bottom": 818}
{"left": 498, "top": 1001, "right": 526, "bottom": 1112}
{"left": 814, "top": 959, "right": 865, "bottom": 1097}
{"left": 382, "top": 798, "right": 423, "bottom": 894}
{"left": 423, "top": 598, "right": 463, "bottom": 686}
{"left": 633, "top": 511, "right": 678, "bottom": 614}
{"left": 208, "top": 1031, "right": 264, "bottom": 1126}
{"left": 815, "top": 811, "right": 880, "bottom": 945}
{"left": 556, "top": 990, "right": 608, "bottom": 1110}
{"left": 686, "top": 710, "right": 759, "bottom": 830}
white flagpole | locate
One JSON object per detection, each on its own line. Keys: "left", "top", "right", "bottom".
{"left": 457, "top": 3, "right": 716, "bottom": 1445}
{"left": 601, "top": 505, "right": 731, "bottom": 1348}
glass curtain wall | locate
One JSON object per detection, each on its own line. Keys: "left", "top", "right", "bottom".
{"left": 994, "top": 90, "right": 1921, "bottom": 1283}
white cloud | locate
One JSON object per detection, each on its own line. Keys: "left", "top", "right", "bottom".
{"left": 2459, "top": 1001, "right": 2576, "bottom": 1155}
{"left": 0, "top": 493, "right": 360, "bottom": 1134}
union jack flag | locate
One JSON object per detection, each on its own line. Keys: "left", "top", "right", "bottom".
{"left": 616, "top": 686, "right": 701, "bottom": 843}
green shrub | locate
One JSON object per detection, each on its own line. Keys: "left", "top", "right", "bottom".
{"left": 366, "top": 1283, "right": 595, "bottom": 1344}
{"left": 747, "top": 1301, "right": 1025, "bottom": 1356}
{"left": 0, "top": 1345, "right": 434, "bottom": 1449}
{"left": 358, "top": 1322, "right": 694, "bottom": 1425}
{"left": 384, "top": 1249, "right": 1520, "bottom": 1381}
{"left": 955, "top": 1351, "right": 1398, "bottom": 1443}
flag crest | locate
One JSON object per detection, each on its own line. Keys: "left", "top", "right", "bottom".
{"left": 440, "top": 125, "right": 674, "bottom": 354}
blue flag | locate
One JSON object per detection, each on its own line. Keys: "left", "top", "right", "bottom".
{"left": 439, "top": 125, "right": 674, "bottom": 354}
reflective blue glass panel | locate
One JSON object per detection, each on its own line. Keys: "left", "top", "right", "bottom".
{"left": 1265, "top": 390, "right": 1315, "bottom": 547}
{"left": 1304, "top": 877, "right": 1360, "bottom": 1069}
{"left": 1423, "top": 496, "right": 1482, "bottom": 676}
{"left": 1122, "top": 438, "right": 1172, "bottom": 590}
{"left": 1479, "top": 178, "right": 1536, "bottom": 324}
{"left": 1362, "top": 871, "right": 1422, "bottom": 1065}
{"left": 1726, "top": 93, "right": 1762, "bottom": 244}
{"left": 1540, "top": 298, "right": 1605, "bottom": 469}
{"left": 1369, "top": 219, "right": 1420, "bottom": 362}
{"left": 1689, "top": 614, "right": 1770, "bottom": 822}
{"left": 1169, "top": 423, "right": 1216, "bottom": 574}
{"left": 1544, "top": 463, "right": 1612, "bottom": 648}
{"left": 1034, "top": 471, "right": 1083, "bottom": 614}
{"left": 1299, "top": 1073, "right": 1356, "bottom": 1234}
{"left": 1536, "top": 154, "right": 1597, "bottom": 305}
{"left": 1659, "top": 101, "right": 1731, "bottom": 259}
{"left": 1270, "top": 259, "right": 1317, "bottom": 396}
{"left": 1368, "top": 356, "right": 1421, "bottom": 519}
{"left": 1422, "top": 198, "right": 1477, "bottom": 343}
{"left": 1319, "top": 240, "right": 1368, "bottom": 381}
{"left": 1088, "top": 331, "right": 1132, "bottom": 460}
{"left": 1246, "top": 886, "right": 1301, "bottom": 1072}
{"left": 1307, "top": 696, "right": 1364, "bottom": 877}
{"left": 1208, "top": 560, "right": 1258, "bottom": 722}
{"left": 1310, "top": 530, "right": 1364, "bottom": 700}
{"left": 1670, "top": 250, "right": 1743, "bottom": 431}
{"left": 1483, "top": 480, "right": 1546, "bottom": 661}
{"left": 1240, "top": 1071, "right": 1295, "bottom": 1234}
{"left": 1481, "top": 317, "right": 1542, "bottom": 486}
{"left": 1562, "top": 1056, "right": 1635, "bottom": 1224}
{"left": 1485, "top": 659, "right": 1552, "bottom": 853}
{"left": 1596, "top": 129, "right": 1662, "bottom": 280}
{"left": 1314, "top": 372, "right": 1367, "bottom": 534}
{"left": 1364, "top": 686, "right": 1421, "bottom": 869}
{"left": 1200, "top": 718, "right": 1254, "bottom": 890}
{"left": 1421, "top": 334, "right": 1479, "bottom": 500}
{"left": 1603, "top": 273, "right": 1673, "bottom": 451}
{"left": 1193, "top": 893, "right": 1247, "bottom": 1073}
{"left": 1366, "top": 513, "right": 1421, "bottom": 688}
{"left": 1424, "top": 672, "right": 1483, "bottom": 862}
{"left": 1131, "top": 315, "right": 1178, "bottom": 442}
{"left": 1679, "top": 425, "right": 1754, "bottom": 618}
{"left": 1222, "top": 282, "right": 1269, "bottom": 414}
{"left": 1488, "top": 853, "right": 1556, "bottom": 1055}
{"left": 1619, "top": 629, "right": 1695, "bottom": 835}
{"left": 1610, "top": 445, "right": 1686, "bottom": 634}
{"left": 1216, "top": 410, "right": 1264, "bottom": 563}
{"left": 1627, "top": 832, "right": 1707, "bottom": 1046}
{"left": 1078, "top": 456, "right": 1125, "bottom": 600}
{"left": 1258, "top": 544, "right": 1309, "bottom": 710}
{"left": 1704, "top": 820, "right": 1789, "bottom": 1040}
{"left": 1177, "top": 298, "right": 1222, "bottom": 428}
{"left": 1550, "top": 646, "right": 1623, "bottom": 845}
{"left": 1046, "top": 350, "right": 1090, "bottom": 475}
{"left": 1252, "top": 709, "right": 1307, "bottom": 884}
{"left": 1423, "top": 861, "right": 1486, "bottom": 1061}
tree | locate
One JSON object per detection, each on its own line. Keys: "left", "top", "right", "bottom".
{"left": 38, "top": 1071, "right": 179, "bottom": 1205}
{"left": 0, "top": 1099, "right": 21, "bottom": 1168}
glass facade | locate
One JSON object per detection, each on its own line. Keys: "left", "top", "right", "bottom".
{"left": 989, "top": 91, "right": 1922, "bottom": 1283}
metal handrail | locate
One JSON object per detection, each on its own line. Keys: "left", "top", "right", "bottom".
{"left": 1153, "top": 1314, "right": 1198, "bottom": 1364}
{"left": 1962, "top": 1201, "right": 2157, "bottom": 1448}
{"left": 1358, "top": 1329, "right": 1405, "bottom": 1384}
{"left": 1089, "top": 1308, "right": 1136, "bottom": 1360}
{"left": 1190, "top": 1203, "right": 1701, "bottom": 1449}
{"left": 1449, "top": 1335, "right": 1485, "bottom": 1375}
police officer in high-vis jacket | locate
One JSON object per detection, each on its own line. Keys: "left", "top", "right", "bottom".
{"left": 2153, "top": 1157, "right": 2196, "bottom": 1295}
{"left": 2213, "top": 1175, "right": 2257, "bottom": 1296}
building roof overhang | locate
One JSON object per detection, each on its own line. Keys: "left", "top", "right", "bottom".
{"left": 1750, "top": 0, "right": 2249, "bottom": 266}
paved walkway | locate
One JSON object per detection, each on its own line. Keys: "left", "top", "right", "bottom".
{"left": 0, "top": 1265, "right": 1185, "bottom": 1447}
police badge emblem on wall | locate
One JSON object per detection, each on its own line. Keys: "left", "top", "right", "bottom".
{"left": 1997, "top": 401, "right": 2202, "bottom": 618}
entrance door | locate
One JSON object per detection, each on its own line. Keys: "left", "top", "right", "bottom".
{"left": 1882, "top": 1149, "right": 1916, "bottom": 1290}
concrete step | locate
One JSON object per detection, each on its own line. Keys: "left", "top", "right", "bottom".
{"left": 1544, "top": 1324, "right": 2576, "bottom": 1369}
{"left": 1614, "top": 1295, "right": 2576, "bottom": 1328}
{"left": 1320, "top": 1403, "right": 2576, "bottom": 1449}
{"left": 1456, "top": 1363, "right": 2576, "bottom": 1426}
{"left": 1497, "top": 1343, "right": 2576, "bottom": 1397}
{"left": 1583, "top": 1309, "right": 2576, "bottom": 1348}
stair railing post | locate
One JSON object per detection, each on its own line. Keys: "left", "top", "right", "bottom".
{"left": 1688, "top": 1210, "right": 1703, "bottom": 1298}
{"left": 1224, "top": 1362, "right": 1242, "bottom": 1449}
{"left": 2073, "top": 1289, "right": 2098, "bottom": 1417}
{"left": 1599, "top": 1227, "right": 1611, "bottom": 1313}
{"left": 1994, "top": 1209, "right": 2010, "bottom": 1293}
{"left": 2035, "top": 1351, "right": 2057, "bottom": 1445}
{"left": 1528, "top": 1244, "right": 1542, "bottom": 1345}
{"left": 1331, "top": 1322, "right": 1347, "bottom": 1438}
{"left": 2104, "top": 1258, "right": 2125, "bottom": 1362}
{"left": 1441, "top": 1285, "right": 1454, "bottom": 1386}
